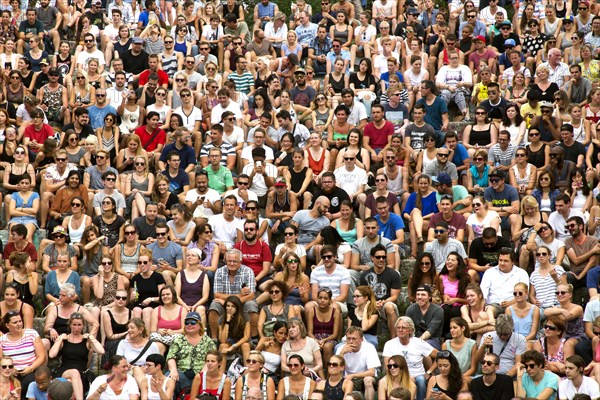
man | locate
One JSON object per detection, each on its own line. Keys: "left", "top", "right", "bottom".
{"left": 234, "top": 219, "right": 272, "bottom": 290}
{"left": 159, "top": 129, "right": 196, "bottom": 174}
{"left": 60, "top": 108, "right": 93, "bottom": 144}
{"left": 336, "top": 327, "right": 380, "bottom": 400}
{"left": 434, "top": 171, "right": 472, "bottom": 215}
{"left": 159, "top": 152, "right": 190, "bottom": 202}
{"left": 404, "top": 104, "right": 436, "bottom": 158}
{"left": 201, "top": 123, "right": 236, "bottom": 166}
{"left": 105, "top": 59, "right": 133, "bottom": 88}
{"left": 276, "top": 110, "right": 310, "bottom": 149}
{"left": 488, "top": 130, "right": 516, "bottom": 171}
{"left": 424, "top": 149, "right": 459, "bottom": 185}
{"left": 394, "top": 7, "right": 425, "bottom": 39}
{"left": 363, "top": 104, "right": 394, "bottom": 163}
{"left": 416, "top": 80, "right": 449, "bottom": 146}
{"left": 546, "top": 146, "right": 577, "bottom": 191}
{"left": 47, "top": 378, "right": 74, "bottom": 400}
{"left": 468, "top": 227, "right": 513, "bottom": 276}
{"left": 427, "top": 194, "right": 466, "bottom": 242}
{"left": 23, "top": 108, "right": 53, "bottom": 154}
{"left": 559, "top": 124, "right": 586, "bottom": 167}
{"left": 375, "top": 148, "right": 409, "bottom": 199}
{"left": 548, "top": 193, "right": 585, "bottom": 241}
{"left": 500, "top": 49, "right": 531, "bottom": 89}
{"left": 469, "top": 36, "right": 499, "bottom": 74}
{"left": 382, "top": 317, "right": 438, "bottom": 400}
{"left": 241, "top": 128, "right": 274, "bottom": 165}
{"left": 37, "top": 68, "right": 68, "bottom": 125}
{"left": 134, "top": 111, "right": 166, "bottom": 166}
{"left": 242, "top": 147, "right": 277, "bottom": 206}
{"left": 291, "top": 196, "right": 331, "bottom": 251}
{"left": 224, "top": 174, "right": 259, "bottom": 210}
{"left": 105, "top": 71, "right": 128, "bottom": 110}
{"left": 352, "top": 219, "right": 396, "bottom": 271}
{"left": 491, "top": 21, "right": 521, "bottom": 54}
{"left": 133, "top": 202, "right": 165, "bottom": 244}
{"left": 516, "top": 350, "right": 560, "bottom": 399}
{"left": 246, "top": 29, "right": 275, "bottom": 61}
{"left": 35, "top": 0, "right": 60, "bottom": 52}
{"left": 565, "top": 64, "right": 592, "bottom": 105}
{"left": 470, "top": 353, "right": 515, "bottom": 400}
{"left": 382, "top": 87, "right": 410, "bottom": 136}
{"left": 530, "top": 100, "right": 561, "bottom": 142}
{"left": 147, "top": 223, "right": 183, "bottom": 286}
{"left": 295, "top": 11, "right": 318, "bottom": 59}
{"left": 313, "top": 0, "right": 337, "bottom": 30}
{"left": 374, "top": 40, "right": 401, "bottom": 79}
{"left": 138, "top": 54, "right": 169, "bottom": 88}
{"left": 92, "top": 171, "right": 126, "bottom": 216}
{"left": 227, "top": 56, "right": 254, "bottom": 96}
{"left": 334, "top": 151, "right": 367, "bottom": 210}
{"left": 484, "top": 170, "right": 520, "bottom": 232}
{"left": 341, "top": 89, "right": 368, "bottom": 130}
{"left": 586, "top": 16, "right": 600, "bottom": 55}
{"left": 290, "top": 68, "right": 316, "bottom": 109}
{"left": 479, "top": 82, "right": 509, "bottom": 117}
{"left": 480, "top": 248, "right": 529, "bottom": 314}
{"left": 121, "top": 36, "right": 149, "bottom": 76}
{"left": 223, "top": 14, "right": 250, "bottom": 45}
{"left": 374, "top": 196, "right": 405, "bottom": 247}
{"left": 308, "top": 172, "right": 350, "bottom": 219}
{"left": 87, "top": 89, "right": 117, "bottom": 130}
{"left": 75, "top": 33, "right": 106, "bottom": 73}
{"left": 208, "top": 195, "right": 241, "bottom": 250}
{"left": 476, "top": 314, "right": 526, "bottom": 378}
{"left": 406, "top": 285, "right": 444, "bottom": 348}
{"left": 564, "top": 216, "right": 600, "bottom": 303}
{"left": 253, "top": 0, "right": 278, "bottom": 30}
{"left": 540, "top": 48, "right": 571, "bottom": 89}
{"left": 309, "top": 245, "right": 351, "bottom": 315}
{"left": 458, "top": 8, "right": 486, "bottom": 39}
{"left": 265, "top": 177, "right": 298, "bottom": 234}
{"left": 3, "top": 224, "right": 37, "bottom": 267}
{"left": 17, "top": 8, "right": 44, "bottom": 53}
{"left": 136, "top": 0, "right": 166, "bottom": 34}
{"left": 425, "top": 221, "right": 468, "bottom": 272}
{"left": 358, "top": 244, "right": 400, "bottom": 337}
{"left": 308, "top": 25, "right": 332, "bottom": 74}
{"left": 210, "top": 88, "right": 243, "bottom": 126}
{"left": 204, "top": 148, "right": 234, "bottom": 194}
{"left": 208, "top": 248, "right": 260, "bottom": 338}
{"left": 185, "top": 172, "right": 222, "bottom": 224}
{"left": 83, "top": 148, "right": 117, "bottom": 194}
{"left": 326, "top": 39, "right": 351, "bottom": 74}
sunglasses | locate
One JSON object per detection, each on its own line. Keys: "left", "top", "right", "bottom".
{"left": 269, "top": 290, "right": 281, "bottom": 295}
{"left": 125, "top": 231, "right": 136, "bottom": 235}
{"left": 104, "top": 177, "right": 116, "bottom": 182}
{"left": 327, "top": 362, "right": 340, "bottom": 367}
{"left": 0, "top": 365, "right": 13, "bottom": 369}
{"left": 513, "top": 291, "right": 524, "bottom": 296}
{"left": 544, "top": 325, "right": 557, "bottom": 331}
{"left": 245, "top": 207, "right": 257, "bottom": 211}
{"left": 344, "top": 157, "right": 355, "bottom": 161}
{"left": 56, "top": 158, "right": 67, "bottom": 162}
{"left": 437, "top": 153, "right": 449, "bottom": 157}
{"left": 489, "top": 178, "right": 500, "bottom": 183}
{"left": 135, "top": 162, "right": 145, "bottom": 166}
{"left": 185, "top": 320, "right": 199, "bottom": 325}
{"left": 246, "top": 359, "right": 260, "bottom": 364}
{"left": 237, "top": 181, "right": 249, "bottom": 186}
{"left": 373, "top": 255, "right": 386, "bottom": 260}
{"left": 537, "top": 226, "right": 549, "bottom": 233}
{"left": 555, "top": 291, "right": 568, "bottom": 295}
{"left": 287, "top": 363, "right": 301, "bottom": 368}
{"left": 322, "top": 255, "right": 334, "bottom": 260}
{"left": 156, "top": 232, "right": 167, "bottom": 237}
{"left": 71, "top": 202, "right": 82, "bottom": 207}
{"left": 481, "top": 360, "right": 495, "bottom": 366}
{"left": 115, "top": 295, "right": 128, "bottom": 300}
{"left": 434, "top": 229, "right": 446, "bottom": 234}
{"left": 525, "top": 363, "right": 537, "bottom": 369}
{"left": 387, "top": 363, "right": 399, "bottom": 369}
{"left": 138, "top": 260, "right": 149, "bottom": 265}
{"left": 536, "top": 252, "right": 548, "bottom": 256}
{"left": 101, "top": 261, "right": 113, "bottom": 265}
{"left": 96, "top": 94, "right": 106, "bottom": 97}
{"left": 287, "top": 258, "right": 299, "bottom": 264}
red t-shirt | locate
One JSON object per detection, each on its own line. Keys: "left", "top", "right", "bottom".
{"left": 24, "top": 124, "right": 54, "bottom": 152}
{"left": 135, "top": 125, "right": 166, "bottom": 152}
{"left": 233, "top": 240, "right": 272, "bottom": 277}
{"left": 3, "top": 241, "right": 38, "bottom": 262}
{"left": 363, "top": 120, "right": 394, "bottom": 150}
{"left": 138, "top": 69, "right": 170, "bottom": 87}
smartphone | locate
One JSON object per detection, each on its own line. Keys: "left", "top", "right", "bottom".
{"left": 158, "top": 258, "right": 165, "bottom": 264}
{"left": 256, "top": 161, "right": 263, "bottom": 167}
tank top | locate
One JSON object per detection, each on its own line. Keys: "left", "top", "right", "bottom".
{"left": 108, "top": 309, "right": 131, "bottom": 334}
{"left": 307, "top": 148, "right": 326, "bottom": 177}
{"left": 468, "top": 124, "right": 492, "bottom": 146}
{"left": 328, "top": 73, "right": 345, "bottom": 94}
{"left": 120, "top": 106, "right": 141, "bottom": 133}
{"left": 290, "top": 166, "right": 309, "bottom": 193}
{"left": 58, "top": 339, "right": 89, "bottom": 371}
{"left": 55, "top": 305, "right": 81, "bottom": 334}
{"left": 0, "top": 144, "right": 14, "bottom": 164}
{"left": 349, "top": 308, "right": 377, "bottom": 336}
{"left": 273, "top": 191, "right": 291, "bottom": 213}
{"left": 93, "top": 273, "right": 118, "bottom": 307}
{"left": 509, "top": 305, "right": 535, "bottom": 337}
{"left": 174, "top": 40, "right": 188, "bottom": 54}
{"left": 146, "top": 375, "right": 170, "bottom": 400}
{"left": 119, "top": 243, "right": 142, "bottom": 274}
{"left": 11, "top": 279, "right": 33, "bottom": 306}
{"left": 324, "top": 378, "right": 345, "bottom": 400}
{"left": 422, "top": 150, "right": 436, "bottom": 171}
{"left": 68, "top": 214, "right": 89, "bottom": 244}
{"left": 384, "top": 166, "right": 403, "bottom": 193}
{"left": 6, "top": 85, "right": 23, "bottom": 106}
{"left": 102, "top": 130, "right": 116, "bottom": 152}
{"left": 156, "top": 306, "right": 183, "bottom": 330}
{"left": 333, "top": 25, "right": 349, "bottom": 43}
{"left": 554, "top": 3, "right": 566, "bottom": 18}
{"left": 162, "top": 53, "right": 178, "bottom": 78}
{"left": 283, "top": 376, "right": 311, "bottom": 400}
{"left": 441, "top": 275, "right": 461, "bottom": 306}
{"left": 180, "top": 270, "right": 206, "bottom": 307}
{"left": 526, "top": 143, "right": 547, "bottom": 169}
{"left": 586, "top": 104, "right": 600, "bottom": 124}
{"left": 312, "top": 308, "right": 336, "bottom": 339}
{"left": 511, "top": 164, "right": 533, "bottom": 187}
{"left": 256, "top": 2, "right": 275, "bottom": 18}
{"left": 7, "top": 163, "right": 26, "bottom": 191}
{"left": 335, "top": 220, "right": 356, "bottom": 244}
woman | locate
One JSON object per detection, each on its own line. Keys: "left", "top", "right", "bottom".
{"left": 330, "top": 12, "right": 352, "bottom": 49}
{"left": 364, "top": 174, "right": 401, "bottom": 219}
{"left": 532, "top": 65, "right": 560, "bottom": 102}
{"left": 0, "top": 283, "right": 34, "bottom": 330}
{"left": 149, "top": 285, "right": 186, "bottom": 354}
{"left": 0, "top": 312, "right": 45, "bottom": 397}
{"left": 544, "top": 283, "right": 584, "bottom": 359}
{"left": 532, "top": 315, "right": 568, "bottom": 375}
{"left": 407, "top": 252, "right": 437, "bottom": 302}
{"left": 466, "top": 196, "right": 500, "bottom": 246}
{"left": 2, "top": 147, "right": 35, "bottom": 228}
{"left": 218, "top": 296, "right": 250, "bottom": 370}
{"left": 53, "top": 41, "right": 74, "bottom": 78}
{"left": 377, "top": 355, "right": 416, "bottom": 400}
{"left": 307, "top": 287, "right": 341, "bottom": 369}
{"left": 96, "top": 112, "right": 119, "bottom": 162}
{"left": 44, "top": 254, "right": 81, "bottom": 304}
{"left": 61, "top": 131, "right": 85, "bottom": 163}
{"left": 272, "top": 251, "right": 309, "bottom": 307}
{"left": 79, "top": 226, "right": 108, "bottom": 297}
{"left": 258, "top": 281, "right": 298, "bottom": 338}
{"left": 48, "top": 313, "right": 104, "bottom": 400}
{"left": 460, "top": 282, "right": 496, "bottom": 341}
{"left": 324, "top": 58, "right": 349, "bottom": 109}
{"left": 146, "top": 87, "right": 172, "bottom": 128}
{"left": 87, "top": 355, "right": 140, "bottom": 400}
{"left": 17, "top": 58, "right": 34, "bottom": 93}
{"left": 23, "top": 36, "right": 47, "bottom": 73}
{"left": 101, "top": 288, "right": 132, "bottom": 366}
{"left": 316, "top": 355, "right": 352, "bottom": 400}
{"left": 331, "top": 200, "right": 363, "bottom": 246}
{"left": 305, "top": 132, "right": 330, "bottom": 184}
{"left": 277, "top": 354, "right": 316, "bottom": 400}
{"left": 501, "top": 103, "right": 527, "bottom": 147}
{"left": 462, "top": 106, "right": 498, "bottom": 158}
{"left": 234, "top": 351, "right": 276, "bottom": 400}
{"left": 118, "top": 90, "right": 144, "bottom": 135}
{"left": 281, "top": 319, "right": 323, "bottom": 377}
{"left": 509, "top": 148, "right": 538, "bottom": 198}
{"left": 173, "top": 25, "right": 192, "bottom": 56}
{"left": 506, "top": 282, "right": 540, "bottom": 341}
{"left": 277, "top": 90, "right": 311, "bottom": 124}
{"left": 91, "top": 254, "right": 126, "bottom": 317}
{"left": 349, "top": 59, "right": 377, "bottom": 116}
{"left": 275, "top": 132, "right": 296, "bottom": 172}
{"left": 529, "top": 245, "right": 566, "bottom": 311}
{"left": 189, "top": 350, "right": 231, "bottom": 400}
{"left": 7, "top": 174, "right": 38, "bottom": 242}
{"left": 130, "top": 250, "right": 166, "bottom": 327}
{"left": 0, "top": 128, "right": 19, "bottom": 174}
{"left": 336, "top": 129, "right": 370, "bottom": 172}
{"left": 282, "top": 31, "right": 302, "bottom": 61}
{"left": 565, "top": 167, "right": 592, "bottom": 216}
{"left": 572, "top": 105, "right": 591, "bottom": 147}
{"left": 425, "top": 351, "right": 468, "bottom": 400}
{"left": 441, "top": 317, "right": 477, "bottom": 376}
{"left": 347, "top": 286, "right": 378, "bottom": 347}
{"left": 168, "top": 204, "right": 196, "bottom": 248}
{"left": 510, "top": 196, "right": 547, "bottom": 267}
{"left": 504, "top": 72, "right": 529, "bottom": 107}
{"left": 5, "top": 71, "right": 28, "bottom": 116}
{"left": 187, "top": 224, "right": 220, "bottom": 280}
{"left": 256, "top": 321, "right": 287, "bottom": 380}
{"left": 175, "top": 248, "right": 210, "bottom": 319}
{"left": 116, "top": 318, "right": 160, "bottom": 367}
{"left": 309, "top": 227, "right": 351, "bottom": 268}
{"left": 0, "top": 356, "right": 20, "bottom": 400}
{"left": 93, "top": 196, "right": 125, "bottom": 248}
{"left": 70, "top": 71, "right": 95, "bottom": 110}
{"left": 151, "top": 175, "right": 179, "bottom": 220}
{"left": 44, "top": 282, "right": 99, "bottom": 341}
{"left": 123, "top": 156, "right": 154, "bottom": 220}
{"left": 526, "top": 222, "right": 566, "bottom": 271}
{"left": 415, "top": 132, "right": 437, "bottom": 176}
{"left": 327, "top": 105, "right": 353, "bottom": 171}
{"left": 403, "top": 174, "right": 437, "bottom": 255}
{"left": 254, "top": 58, "right": 273, "bottom": 91}
{"left": 283, "top": 150, "right": 313, "bottom": 208}
{"left": 244, "top": 89, "right": 275, "bottom": 130}
{"left": 583, "top": 45, "right": 600, "bottom": 88}
{"left": 85, "top": 58, "right": 104, "bottom": 91}
{"left": 114, "top": 224, "right": 146, "bottom": 283}
{"left": 532, "top": 171, "right": 560, "bottom": 215}
{"left": 116, "top": 135, "right": 148, "bottom": 175}
{"left": 437, "top": 252, "right": 470, "bottom": 337}
{"left": 311, "top": 93, "right": 333, "bottom": 141}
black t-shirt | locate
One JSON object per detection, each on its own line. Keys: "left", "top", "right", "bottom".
{"left": 491, "top": 33, "right": 521, "bottom": 53}
{"left": 560, "top": 141, "right": 586, "bottom": 165}
{"left": 133, "top": 216, "right": 167, "bottom": 241}
{"left": 468, "top": 236, "right": 513, "bottom": 266}
{"left": 121, "top": 50, "right": 149, "bottom": 75}
{"left": 84, "top": 10, "right": 104, "bottom": 29}
{"left": 394, "top": 22, "right": 426, "bottom": 40}
{"left": 405, "top": 122, "right": 435, "bottom": 151}
{"left": 470, "top": 374, "right": 515, "bottom": 400}
{"left": 61, "top": 123, "right": 95, "bottom": 140}
{"left": 311, "top": 186, "right": 350, "bottom": 215}
{"left": 93, "top": 215, "right": 126, "bottom": 248}
{"left": 130, "top": 271, "right": 165, "bottom": 306}
{"left": 359, "top": 267, "right": 402, "bottom": 301}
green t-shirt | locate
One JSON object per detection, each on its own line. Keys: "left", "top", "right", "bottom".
{"left": 204, "top": 166, "right": 234, "bottom": 194}
{"left": 435, "top": 185, "right": 470, "bottom": 211}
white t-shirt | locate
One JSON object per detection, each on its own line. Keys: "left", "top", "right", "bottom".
{"left": 242, "top": 162, "right": 278, "bottom": 197}
{"left": 88, "top": 375, "right": 140, "bottom": 399}
{"left": 559, "top": 376, "right": 600, "bottom": 400}
{"left": 174, "top": 106, "right": 203, "bottom": 132}
{"left": 146, "top": 103, "right": 172, "bottom": 126}
{"left": 466, "top": 210, "right": 502, "bottom": 238}
{"left": 382, "top": 337, "right": 434, "bottom": 377}
{"left": 480, "top": 266, "right": 530, "bottom": 304}
{"left": 211, "top": 102, "right": 243, "bottom": 125}
{"left": 334, "top": 166, "right": 368, "bottom": 197}
{"left": 274, "top": 243, "right": 307, "bottom": 259}
{"left": 224, "top": 188, "right": 259, "bottom": 210}
{"left": 76, "top": 49, "right": 106, "bottom": 71}
{"left": 184, "top": 188, "right": 221, "bottom": 218}
{"left": 241, "top": 145, "right": 275, "bottom": 163}
{"left": 335, "top": 340, "right": 381, "bottom": 375}
{"left": 208, "top": 214, "right": 242, "bottom": 248}
{"left": 223, "top": 126, "right": 245, "bottom": 147}
{"left": 374, "top": 52, "right": 400, "bottom": 75}
{"left": 353, "top": 24, "right": 377, "bottom": 44}
{"left": 436, "top": 64, "right": 473, "bottom": 86}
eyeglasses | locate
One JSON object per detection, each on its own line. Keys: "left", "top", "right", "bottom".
{"left": 322, "top": 255, "right": 334, "bottom": 260}
{"left": 481, "top": 360, "right": 495, "bottom": 366}
{"left": 544, "top": 325, "right": 557, "bottom": 331}
{"left": 156, "top": 232, "right": 167, "bottom": 237}
{"left": 101, "top": 261, "right": 113, "bottom": 265}
{"left": 555, "top": 291, "right": 568, "bottom": 295}
{"left": 185, "top": 320, "right": 199, "bottom": 325}
{"left": 269, "top": 290, "right": 281, "bottom": 295}
{"left": 387, "top": 363, "right": 399, "bottom": 369}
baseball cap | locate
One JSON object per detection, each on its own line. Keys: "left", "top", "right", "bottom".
{"left": 294, "top": 68, "right": 306, "bottom": 75}
{"left": 436, "top": 173, "right": 452, "bottom": 186}
{"left": 539, "top": 101, "right": 553, "bottom": 109}
{"left": 504, "top": 38, "right": 516, "bottom": 47}
{"left": 274, "top": 177, "right": 287, "bottom": 187}
{"left": 39, "top": 58, "right": 49, "bottom": 65}
{"left": 185, "top": 312, "right": 201, "bottom": 321}
{"left": 132, "top": 37, "right": 144, "bottom": 44}
{"left": 489, "top": 170, "right": 506, "bottom": 180}
{"left": 407, "top": 7, "right": 419, "bottom": 14}
{"left": 500, "top": 20, "right": 512, "bottom": 27}
{"left": 474, "top": 35, "right": 486, "bottom": 42}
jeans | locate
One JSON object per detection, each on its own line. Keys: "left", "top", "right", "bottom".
{"left": 415, "top": 374, "right": 427, "bottom": 400}
{"left": 166, "top": 369, "right": 193, "bottom": 396}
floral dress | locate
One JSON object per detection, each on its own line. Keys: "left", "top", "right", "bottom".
{"left": 580, "top": 60, "right": 600, "bottom": 85}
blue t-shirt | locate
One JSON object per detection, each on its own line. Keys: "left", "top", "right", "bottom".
{"left": 159, "top": 143, "right": 196, "bottom": 170}
{"left": 483, "top": 184, "right": 520, "bottom": 209}
{"left": 159, "top": 169, "right": 190, "bottom": 195}
{"left": 375, "top": 213, "right": 405, "bottom": 242}
{"left": 26, "top": 378, "right": 68, "bottom": 400}
{"left": 403, "top": 191, "right": 438, "bottom": 216}
{"left": 444, "top": 143, "right": 469, "bottom": 169}
{"left": 416, "top": 96, "right": 448, "bottom": 132}
{"left": 88, "top": 105, "right": 117, "bottom": 130}
{"left": 521, "top": 371, "right": 559, "bottom": 400}
{"left": 380, "top": 71, "right": 405, "bottom": 84}
{"left": 147, "top": 241, "right": 183, "bottom": 267}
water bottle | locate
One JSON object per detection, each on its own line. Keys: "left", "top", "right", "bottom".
{"left": 132, "top": 282, "right": 139, "bottom": 302}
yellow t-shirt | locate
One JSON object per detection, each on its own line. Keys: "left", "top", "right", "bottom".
{"left": 520, "top": 103, "right": 542, "bottom": 128}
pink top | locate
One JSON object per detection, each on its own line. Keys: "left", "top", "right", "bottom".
{"left": 157, "top": 306, "right": 183, "bottom": 330}
{"left": 0, "top": 329, "right": 38, "bottom": 371}
{"left": 441, "top": 275, "right": 461, "bottom": 307}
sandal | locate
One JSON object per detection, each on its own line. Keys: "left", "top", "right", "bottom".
{"left": 417, "top": 236, "right": 425, "bottom": 244}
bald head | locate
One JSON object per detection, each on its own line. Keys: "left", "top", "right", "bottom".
{"left": 247, "top": 387, "right": 263, "bottom": 400}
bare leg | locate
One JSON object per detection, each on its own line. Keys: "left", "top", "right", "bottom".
{"left": 63, "top": 369, "right": 83, "bottom": 400}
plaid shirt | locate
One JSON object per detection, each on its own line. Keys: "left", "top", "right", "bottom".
{"left": 310, "top": 36, "right": 333, "bottom": 57}
{"left": 213, "top": 264, "right": 256, "bottom": 295}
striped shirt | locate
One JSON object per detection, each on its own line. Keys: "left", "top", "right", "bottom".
{"left": 227, "top": 71, "right": 255, "bottom": 95}
{"left": 0, "top": 329, "right": 39, "bottom": 371}
{"left": 530, "top": 266, "right": 565, "bottom": 308}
